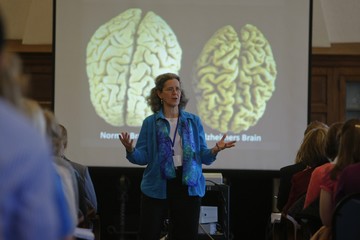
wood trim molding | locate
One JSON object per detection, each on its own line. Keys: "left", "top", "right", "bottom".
{"left": 312, "top": 43, "right": 360, "bottom": 55}
{"left": 5, "top": 40, "right": 52, "bottom": 53}
{"left": 5, "top": 39, "right": 360, "bottom": 55}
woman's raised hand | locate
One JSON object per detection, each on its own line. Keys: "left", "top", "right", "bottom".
{"left": 119, "top": 132, "right": 134, "bottom": 153}
{"left": 214, "top": 134, "right": 236, "bottom": 152}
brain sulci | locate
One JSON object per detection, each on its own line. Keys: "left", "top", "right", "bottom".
{"left": 86, "top": 8, "right": 182, "bottom": 127}
{"left": 193, "top": 24, "right": 277, "bottom": 133}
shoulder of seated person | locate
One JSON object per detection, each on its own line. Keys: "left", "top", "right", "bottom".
{"left": 280, "top": 163, "right": 304, "bottom": 171}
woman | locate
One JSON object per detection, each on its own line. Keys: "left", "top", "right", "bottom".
{"left": 311, "top": 118, "right": 360, "bottom": 240}
{"left": 119, "top": 72, "right": 236, "bottom": 240}
{"left": 320, "top": 119, "right": 360, "bottom": 226}
{"left": 304, "top": 122, "right": 343, "bottom": 209}
{"left": 277, "top": 121, "right": 328, "bottom": 212}
{"left": 282, "top": 127, "right": 328, "bottom": 215}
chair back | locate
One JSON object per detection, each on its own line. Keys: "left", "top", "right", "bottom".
{"left": 332, "top": 192, "right": 360, "bottom": 240}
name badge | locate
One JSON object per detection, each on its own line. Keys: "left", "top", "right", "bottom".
{"left": 173, "top": 155, "right": 182, "bottom": 167}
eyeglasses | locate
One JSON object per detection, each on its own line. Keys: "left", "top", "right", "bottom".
{"left": 163, "top": 87, "right": 181, "bottom": 93}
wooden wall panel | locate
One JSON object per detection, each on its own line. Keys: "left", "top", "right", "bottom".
{"left": 17, "top": 52, "right": 53, "bottom": 109}
{"left": 13, "top": 52, "right": 360, "bottom": 125}
{"left": 311, "top": 71, "right": 327, "bottom": 106}
{"left": 310, "top": 67, "right": 336, "bottom": 123}
{"left": 336, "top": 68, "right": 360, "bottom": 121}
{"left": 311, "top": 55, "right": 360, "bottom": 124}
{"left": 310, "top": 67, "right": 328, "bottom": 122}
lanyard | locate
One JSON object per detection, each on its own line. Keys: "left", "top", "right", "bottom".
{"left": 171, "top": 117, "right": 180, "bottom": 156}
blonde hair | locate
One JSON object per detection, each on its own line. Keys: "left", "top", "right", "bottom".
{"left": 295, "top": 128, "right": 328, "bottom": 167}
{"left": 295, "top": 121, "right": 329, "bottom": 164}
{"left": 303, "top": 121, "right": 328, "bottom": 135}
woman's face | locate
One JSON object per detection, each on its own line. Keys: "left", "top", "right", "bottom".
{"left": 157, "top": 78, "right": 181, "bottom": 108}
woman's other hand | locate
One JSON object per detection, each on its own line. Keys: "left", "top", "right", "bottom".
{"left": 119, "top": 132, "right": 134, "bottom": 153}
{"left": 212, "top": 134, "right": 236, "bottom": 154}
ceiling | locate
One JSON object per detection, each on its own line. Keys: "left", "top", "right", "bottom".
{"left": 0, "top": 0, "right": 359, "bottom": 47}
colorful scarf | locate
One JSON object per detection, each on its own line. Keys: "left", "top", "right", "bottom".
{"left": 156, "top": 114, "right": 199, "bottom": 186}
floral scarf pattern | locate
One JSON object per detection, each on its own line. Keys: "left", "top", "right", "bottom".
{"left": 156, "top": 114, "right": 199, "bottom": 186}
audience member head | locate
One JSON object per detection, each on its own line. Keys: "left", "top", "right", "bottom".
{"left": 43, "top": 109, "right": 64, "bottom": 156}
{"left": 58, "top": 124, "right": 68, "bottom": 150}
{"left": 304, "top": 120, "right": 328, "bottom": 136}
{"left": 294, "top": 121, "right": 328, "bottom": 164}
{"left": 330, "top": 118, "right": 360, "bottom": 180}
{"left": 324, "top": 122, "right": 343, "bottom": 161}
{"left": 295, "top": 127, "right": 328, "bottom": 167}
{"left": 21, "top": 98, "right": 47, "bottom": 137}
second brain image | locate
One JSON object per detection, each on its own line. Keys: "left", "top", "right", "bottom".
{"left": 193, "top": 24, "right": 277, "bottom": 134}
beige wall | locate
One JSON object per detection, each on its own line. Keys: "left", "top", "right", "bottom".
{"left": 0, "top": 0, "right": 359, "bottom": 47}
{"left": 0, "top": 0, "right": 52, "bottom": 44}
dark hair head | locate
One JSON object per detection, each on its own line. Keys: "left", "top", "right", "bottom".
{"left": 146, "top": 72, "right": 189, "bottom": 113}
{"left": 324, "top": 122, "right": 343, "bottom": 161}
{"left": 330, "top": 118, "right": 360, "bottom": 179}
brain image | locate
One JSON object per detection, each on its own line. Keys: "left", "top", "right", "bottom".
{"left": 193, "top": 24, "right": 277, "bottom": 133}
{"left": 86, "top": 8, "right": 182, "bottom": 127}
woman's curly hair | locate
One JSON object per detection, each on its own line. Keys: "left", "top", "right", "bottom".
{"left": 146, "top": 73, "right": 189, "bottom": 113}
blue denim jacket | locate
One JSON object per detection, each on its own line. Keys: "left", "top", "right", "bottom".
{"left": 126, "top": 109, "right": 217, "bottom": 199}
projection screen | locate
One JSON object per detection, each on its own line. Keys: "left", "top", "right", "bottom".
{"left": 54, "top": 0, "right": 311, "bottom": 170}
